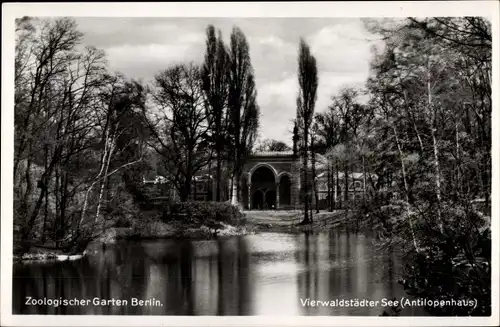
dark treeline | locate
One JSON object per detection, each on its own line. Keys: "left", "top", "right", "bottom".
{"left": 13, "top": 17, "right": 259, "bottom": 254}
{"left": 296, "top": 17, "right": 491, "bottom": 315}
{"left": 254, "top": 138, "right": 292, "bottom": 152}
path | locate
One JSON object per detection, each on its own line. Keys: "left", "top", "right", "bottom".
{"left": 242, "top": 209, "right": 349, "bottom": 232}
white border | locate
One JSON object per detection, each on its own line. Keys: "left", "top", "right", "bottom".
{"left": 1, "top": 1, "right": 499, "bottom": 326}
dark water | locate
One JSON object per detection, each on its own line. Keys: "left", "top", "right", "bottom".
{"left": 13, "top": 230, "right": 427, "bottom": 316}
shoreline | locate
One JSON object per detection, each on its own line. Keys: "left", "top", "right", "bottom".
{"left": 14, "top": 210, "right": 359, "bottom": 263}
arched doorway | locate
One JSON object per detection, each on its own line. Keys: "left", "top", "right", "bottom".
{"left": 253, "top": 190, "right": 264, "bottom": 210}
{"left": 265, "top": 190, "right": 276, "bottom": 209}
{"left": 279, "top": 175, "right": 291, "bottom": 207}
{"left": 250, "top": 165, "right": 277, "bottom": 210}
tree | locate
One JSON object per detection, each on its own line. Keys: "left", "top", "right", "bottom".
{"left": 325, "top": 87, "right": 366, "bottom": 209}
{"left": 201, "top": 25, "right": 230, "bottom": 202}
{"left": 227, "top": 27, "right": 260, "bottom": 206}
{"left": 255, "top": 138, "right": 292, "bottom": 152}
{"left": 292, "top": 121, "right": 300, "bottom": 156}
{"left": 314, "top": 110, "right": 340, "bottom": 211}
{"left": 310, "top": 121, "right": 320, "bottom": 213}
{"left": 296, "top": 39, "right": 318, "bottom": 225}
{"left": 13, "top": 17, "right": 110, "bottom": 251}
{"left": 407, "top": 17, "right": 492, "bottom": 205}
{"left": 361, "top": 18, "right": 491, "bottom": 314}
{"left": 148, "top": 63, "right": 212, "bottom": 202}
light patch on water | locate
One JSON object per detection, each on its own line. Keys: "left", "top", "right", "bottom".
{"left": 255, "top": 261, "right": 303, "bottom": 282}
{"left": 252, "top": 277, "right": 300, "bottom": 315}
{"left": 191, "top": 240, "right": 219, "bottom": 257}
{"left": 244, "top": 233, "right": 297, "bottom": 254}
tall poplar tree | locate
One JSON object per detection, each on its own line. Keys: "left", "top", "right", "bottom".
{"left": 202, "top": 25, "right": 230, "bottom": 201}
{"left": 296, "top": 39, "right": 318, "bottom": 225}
{"left": 228, "top": 27, "right": 260, "bottom": 205}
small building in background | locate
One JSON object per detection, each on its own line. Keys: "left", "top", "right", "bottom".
{"left": 142, "top": 151, "right": 376, "bottom": 210}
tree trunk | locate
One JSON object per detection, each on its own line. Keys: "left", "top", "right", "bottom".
{"left": 403, "top": 90, "right": 425, "bottom": 155}
{"left": 392, "top": 124, "right": 420, "bottom": 253}
{"left": 181, "top": 179, "right": 191, "bottom": 203}
{"left": 94, "top": 140, "right": 114, "bottom": 225}
{"left": 301, "top": 139, "right": 310, "bottom": 224}
{"left": 216, "top": 155, "right": 222, "bottom": 202}
{"left": 335, "top": 160, "right": 339, "bottom": 209}
{"left": 194, "top": 176, "right": 197, "bottom": 201}
{"left": 42, "top": 145, "right": 49, "bottom": 243}
{"left": 428, "top": 71, "right": 444, "bottom": 234}
{"left": 362, "top": 155, "right": 367, "bottom": 201}
{"left": 231, "top": 174, "right": 238, "bottom": 205}
{"left": 351, "top": 169, "right": 355, "bottom": 207}
{"left": 23, "top": 152, "right": 33, "bottom": 222}
{"left": 455, "top": 119, "right": 462, "bottom": 200}
{"left": 237, "top": 170, "right": 243, "bottom": 204}
{"left": 431, "top": 125, "right": 444, "bottom": 233}
{"left": 80, "top": 131, "right": 111, "bottom": 228}
{"left": 23, "top": 145, "right": 60, "bottom": 242}
{"left": 327, "top": 162, "right": 332, "bottom": 212}
{"left": 105, "top": 172, "right": 112, "bottom": 213}
{"left": 309, "top": 196, "right": 313, "bottom": 224}
{"left": 344, "top": 161, "right": 349, "bottom": 204}
{"left": 231, "top": 170, "right": 242, "bottom": 206}
{"left": 54, "top": 164, "right": 60, "bottom": 241}
{"left": 58, "top": 171, "right": 68, "bottom": 246}
{"left": 311, "top": 145, "right": 319, "bottom": 213}
{"left": 206, "top": 160, "right": 212, "bottom": 201}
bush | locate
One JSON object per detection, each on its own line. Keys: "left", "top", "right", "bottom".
{"left": 114, "top": 216, "right": 132, "bottom": 228}
{"left": 166, "top": 201, "right": 243, "bottom": 225}
{"left": 389, "top": 202, "right": 491, "bottom": 316}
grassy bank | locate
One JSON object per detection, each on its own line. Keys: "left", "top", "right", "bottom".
{"left": 243, "top": 209, "right": 369, "bottom": 233}
{"left": 116, "top": 217, "right": 249, "bottom": 241}
{"left": 15, "top": 206, "right": 361, "bottom": 263}
{"left": 14, "top": 201, "right": 248, "bottom": 262}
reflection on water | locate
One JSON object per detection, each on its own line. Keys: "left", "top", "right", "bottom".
{"left": 13, "top": 230, "right": 426, "bottom": 316}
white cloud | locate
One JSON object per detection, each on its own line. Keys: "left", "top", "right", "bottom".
{"left": 258, "top": 76, "right": 297, "bottom": 107}
{"left": 309, "top": 22, "right": 373, "bottom": 75}
{"left": 316, "top": 71, "right": 368, "bottom": 112}
{"left": 104, "top": 41, "right": 205, "bottom": 80}
{"left": 258, "top": 35, "right": 287, "bottom": 48}
{"left": 74, "top": 17, "right": 378, "bottom": 144}
{"left": 257, "top": 76, "right": 298, "bottom": 144}
{"left": 307, "top": 21, "right": 373, "bottom": 113}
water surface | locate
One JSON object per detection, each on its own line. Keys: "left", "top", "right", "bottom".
{"left": 13, "top": 230, "right": 426, "bottom": 315}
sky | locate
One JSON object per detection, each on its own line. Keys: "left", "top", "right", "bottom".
{"left": 74, "top": 17, "right": 383, "bottom": 146}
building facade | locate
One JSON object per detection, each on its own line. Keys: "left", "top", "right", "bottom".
{"left": 242, "top": 151, "right": 298, "bottom": 210}
{"left": 240, "top": 151, "right": 372, "bottom": 210}
{"left": 143, "top": 151, "right": 373, "bottom": 210}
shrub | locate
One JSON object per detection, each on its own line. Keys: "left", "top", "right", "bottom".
{"left": 167, "top": 201, "right": 243, "bottom": 224}
{"left": 114, "top": 216, "right": 132, "bottom": 228}
{"left": 393, "top": 202, "right": 491, "bottom": 316}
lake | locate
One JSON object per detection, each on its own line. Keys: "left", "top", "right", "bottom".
{"left": 13, "top": 230, "right": 427, "bottom": 315}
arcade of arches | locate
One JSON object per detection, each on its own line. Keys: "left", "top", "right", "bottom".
{"left": 244, "top": 166, "right": 292, "bottom": 210}
{"left": 238, "top": 151, "right": 369, "bottom": 210}
{"left": 241, "top": 152, "right": 297, "bottom": 210}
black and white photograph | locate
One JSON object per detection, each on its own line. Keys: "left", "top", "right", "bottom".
{"left": 1, "top": 2, "right": 499, "bottom": 326}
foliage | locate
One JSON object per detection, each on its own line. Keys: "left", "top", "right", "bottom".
{"left": 167, "top": 201, "right": 243, "bottom": 225}
{"left": 147, "top": 63, "right": 212, "bottom": 202}
{"left": 227, "top": 26, "right": 260, "bottom": 203}
{"left": 255, "top": 138, "right": 292, "bottom": 152}
{"left": 403, "top": 204, "right": 490, "bottom": 315}
{"left": 309, "top": 17, "right": 492, "bottom": 315}
{"left": 296, "top": 38, "right": 318, "bottom": 224}
{"left": 202, "top": 25, "right": 231, "bottom": 201}
{"left": 13, "top": 17, "right": 148, "bottom": 254}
